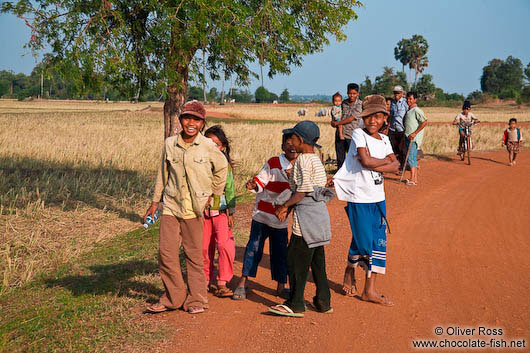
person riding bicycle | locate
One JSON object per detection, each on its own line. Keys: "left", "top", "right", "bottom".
{"left": 453, "top": 100, "right": 479, "bottom": 156}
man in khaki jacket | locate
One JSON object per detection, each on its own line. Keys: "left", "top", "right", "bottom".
{"left": 145, "top": 101, "right": 228, "bottom": 314}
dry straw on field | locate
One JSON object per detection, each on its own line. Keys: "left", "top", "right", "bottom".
{"left": 0, "top": 100, "right": 528, "bottom": 293}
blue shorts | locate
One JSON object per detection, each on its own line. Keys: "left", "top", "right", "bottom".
{"left": 404, "top": 138, "right": 418, "bottom": 168}
{"left": 345, "top": 201, "right": 387, "bottom": 276}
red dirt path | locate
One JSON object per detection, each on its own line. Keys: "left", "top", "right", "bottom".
{"left": 149, "top": 150, "right": 530, "bottom": 353}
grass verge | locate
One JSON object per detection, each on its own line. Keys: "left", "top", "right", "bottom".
{"left": 0, "top": 224, "right": 169, "bottom": 353}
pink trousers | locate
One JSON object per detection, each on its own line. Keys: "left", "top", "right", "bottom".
{"left": 202, "top": 213, "right": 235, "bottom": 286}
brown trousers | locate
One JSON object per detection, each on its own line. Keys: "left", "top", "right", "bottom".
{"left": 158, "top": 215, "right": 208, "bottom": 310}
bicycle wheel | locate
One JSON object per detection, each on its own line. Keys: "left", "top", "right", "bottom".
{"left": 466, "top": 136, "right": 471, "bottom": 165}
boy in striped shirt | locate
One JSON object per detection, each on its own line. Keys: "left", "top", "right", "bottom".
{"left": 232, "top": 133, "right": 298, "bottom": 300}
{"left": 269, "top": 121, "right": 333, "bottom": 317}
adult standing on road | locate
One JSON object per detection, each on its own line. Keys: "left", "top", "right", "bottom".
{"left": 144, "top": 101, "right": 228, "bottom": 314}
{"left": 331, "top": 83, "right": 363, "bottom": 169}
{"left": 388, "top": 85, "right": 408, "bottom": 168}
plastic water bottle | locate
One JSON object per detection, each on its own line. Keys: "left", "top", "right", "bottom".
{"left": 143, "top": 210, "right": 160, "bottom": 229}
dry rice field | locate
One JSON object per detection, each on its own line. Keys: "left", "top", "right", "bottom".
{"left": 0, "top": 99, "right": 528, "bottom": 294}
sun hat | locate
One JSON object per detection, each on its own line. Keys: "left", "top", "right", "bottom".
{"left": 282, "top": 120, "right": 321, "bottom": 148}
{"left": 393, "top": 85, "right": 404, "bottom": 93}
{"left": 180, "top": 100, "right": 206, "bottom": 120}
{"left": 360, "top": 95, "right": 389, "bottom": 118}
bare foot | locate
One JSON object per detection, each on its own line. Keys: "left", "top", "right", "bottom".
{"left": 342, "top": 266, "right": 357, "bottom": 296}
{"left": 361, "top": 292, "right": 394, "bottom": 307}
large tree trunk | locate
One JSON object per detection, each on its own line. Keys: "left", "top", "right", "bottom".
{"left": 163, "top": 80, "right": 186, "bottom": 139}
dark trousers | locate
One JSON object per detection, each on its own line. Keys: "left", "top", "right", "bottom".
{"left": 241, "top": 220, "right": 288, "bottom": 283}
{"left": 335, "top": 132, "right": 352, "bottom": 169}
{"left": 388, "top": 130, "right": 405, "bottom": 167}
{"left": 284, "top": 235, "right": 331, "bottom": 313}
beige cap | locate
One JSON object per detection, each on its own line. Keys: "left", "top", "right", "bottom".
{"left": 393, "top": 85, "right": 404, "bottom": 93}
{"left": 360, "top": 95, "right": 389, "bottom": 118}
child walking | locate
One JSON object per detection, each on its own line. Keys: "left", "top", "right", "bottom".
{"left": 202, "top": 125, "right": 236, "bottom": 297}
{"left": 502, "top": 118, "right": 524, "bottom": 166}
{"left": 232, "top": 133, "right": 298, "bottom": 300}
{"left": 144, "top": 101, "right": 228, "bottom": 314}
{"left": 331, "top": 92, "right": 344, "bottom": 140}
{"left": 269, "top": 121, "right": 334, "bottom": 318}
{"left": 333, "top": 95, "right": 399, "bottom": 306}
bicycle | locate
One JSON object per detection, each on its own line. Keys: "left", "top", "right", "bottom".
{"left": 458, "top": 121, "right": 479, "bottom": 165}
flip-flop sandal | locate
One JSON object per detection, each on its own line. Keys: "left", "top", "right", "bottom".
{"left": 231, "top": 287, "right": 246, "bottom": 300}
{"left": 145, "top": 303, "right": 174, "bottom": 314}
{"left": 342, "top": 283, "right": 357, "bottom": 297}
{"left": 361, "top": 295, "right": 394, "bottom": 307}
{"left": 187, "top": 306, "right": 205, "bottom": 314}
{"left": 208, "top": 284, "right": 218, "bottom": 293}
{"left": 215, "top": 286, "right": 233, "bottom": 298}
{"left": 307, "top": 302, "right": 334, "bottom": 314}
{"left": 406, "top": 180, "right": 417, "bottom": 186}
{"left": 268, "top": 304, "right": 304, "bottom": 318}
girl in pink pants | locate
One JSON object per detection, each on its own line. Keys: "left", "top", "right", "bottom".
{"left": 203, "top": 125, "right": 236, "bottom": 297}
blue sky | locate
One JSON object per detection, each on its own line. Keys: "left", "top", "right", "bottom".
{"left": 1, "top": 0, "right": 529, "bottom": 96}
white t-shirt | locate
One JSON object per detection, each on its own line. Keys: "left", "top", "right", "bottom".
{"left": 333, "top": 128, "right": 394, "bottom": 203}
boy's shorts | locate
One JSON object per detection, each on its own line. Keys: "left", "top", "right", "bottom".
{"left": 405, "top": 138, "right": 418, "bottom": 168}
{"left": 346, "top": 201, "right": 387, "bottom": 276}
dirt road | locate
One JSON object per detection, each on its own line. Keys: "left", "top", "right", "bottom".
{"left": 150, "top": 150, "right": 530, "bottom": 353}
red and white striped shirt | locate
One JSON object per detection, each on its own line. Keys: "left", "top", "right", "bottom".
{"left": 252, "top": 154, "right": 292, "bottom": 229}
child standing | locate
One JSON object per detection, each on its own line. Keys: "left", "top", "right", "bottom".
{"left": 268, "top": 121, "right": 334, "bottom": 317}
{"left": 232, "top": 133, "right": 298, "bottom": 300}
{"left": 331, "top": 92, "right": 344, "bottom": 140}
{"left": 403, "top": 92, "right": 428, "bottom": 186}
{"left": 333, "top": 95, "right": 399, "bottom": 306}
{"left": 144, "top": 101, "right": 228, "bottom": 314}
{"left": 202, "top": 125, "right": 236, "bottom": 297}
{"left": 502, "top": 118, "right": 524, "bottom": 166}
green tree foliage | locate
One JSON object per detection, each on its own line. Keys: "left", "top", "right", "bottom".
{"left": 279, "top": 88, "right": 290, "bottom": 103}
{"left": 394, "top": 38, "right": 411, "bottom": 73}
{"left": 2, "top": 0, "right": 362, "bottom": 138}
{"left": 254, "top": 86, "right": 277, "bottom": 103}
{"left": 368, "top": 67, "right": 408, "bottom": 97}
{"left": 394, "top": 34, "right": 429, "bottom": 87}
{"left": 187, "top": 86, "right": 204, "bottom": 101}
{"left": 408, "top": 35, "right": 429, "bottom": 88}
{"left": 480, "top": 56, "right": 524, "bottom": 97}
{"left": 359, "top": 76, "right": 372, "bottom": 99}
{"left": 228, "top": 88, "right": 253, "bottom": 103}
{"left": 415, "top": 74, "right": 436, "bottom": 97}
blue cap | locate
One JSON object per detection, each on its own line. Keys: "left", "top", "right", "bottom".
{"left": 282, "top": 120, "right": 321, "bottom": 148}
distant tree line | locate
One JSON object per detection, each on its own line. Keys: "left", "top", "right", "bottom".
{"left": 2, "top": 33, "right": 529, "bottom": 106}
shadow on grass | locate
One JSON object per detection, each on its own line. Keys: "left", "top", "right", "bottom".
{"left": 0, "top": 155, "right": 153, "bottom": 221}
{"left": 45, "top": 259, "right": 163, "bottom": 302}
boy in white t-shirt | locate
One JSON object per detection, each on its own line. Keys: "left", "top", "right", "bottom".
{"left": 333, "top": 95, "right": 399, "bottom": 307}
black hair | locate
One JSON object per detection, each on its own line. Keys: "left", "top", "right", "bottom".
{"left": 282, "top": 132, "right": 293, "bottom": 145}
{"left": 462, "top": 100, "right": 471, "bottom": 110}
{"left": 347, "top": 83, "right": 360, "bottom": 93}
{"left": 204, "top": 125, "right": 232, "bottom": 166}
{"left": 332, "top": 91, "right": 342, "bottom": 101}
{"left": 406, "top": 91, "right": 418, "bottom": 99}
{"left": 385, "top": 97, "right": 392, "bottom": 102}
{"left": 509, "top": 118, "right": 517, "bottom": 124}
